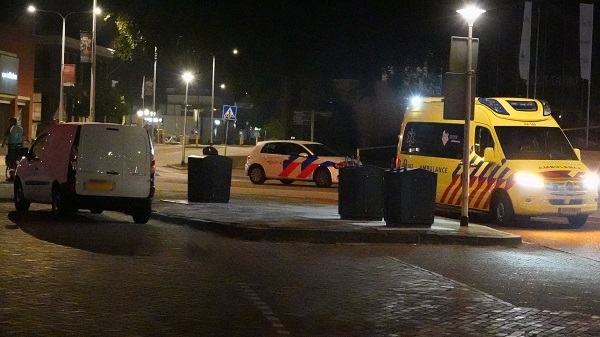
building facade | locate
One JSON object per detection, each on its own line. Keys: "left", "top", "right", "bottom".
{"left": 34, "top": 34, "right": 114, "bottom": 127}
{"left": 0, "top": 21, "right": 35, "bottom": 140}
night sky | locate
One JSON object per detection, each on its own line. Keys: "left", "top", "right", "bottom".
{"left": 11, "top": 1, "right": 592, "bottom": 87}
{"left": 4, "top": 0, "right": 600, "bottom": 145}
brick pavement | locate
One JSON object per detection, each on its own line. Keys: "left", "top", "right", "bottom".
{"left": 2, "top": 155, "right": 600, "bottom": 335}
{"left": 2, "top": 204, "right": 600, "bottom": 336}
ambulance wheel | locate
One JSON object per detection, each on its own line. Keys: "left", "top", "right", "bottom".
{"left": 490, "top": 192, "right": 515, "bottom": 226}
{"left": 249, "top": 165, "right": 266, "bottom": 184}
{"left": 280, "top": 179, "right": 294, "bottom": 185}
{"left": 567, "top": 214, "right": 588, "bottom": 228}
{"left": 314, "top": 168, "right": 332, "bottom": 188}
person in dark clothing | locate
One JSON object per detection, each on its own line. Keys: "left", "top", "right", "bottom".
{"left": 2, "top": 117, "right": 23, "bottom": 181}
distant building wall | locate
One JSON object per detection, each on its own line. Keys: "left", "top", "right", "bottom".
{"left": 0, "top": 21, "right": 35, "bottom": 140}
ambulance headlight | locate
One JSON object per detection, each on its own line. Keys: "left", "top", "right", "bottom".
{"left": 583, "top": 173, "right": 600, "bottom": 190}
{"left": 410, "top": 96, "right": 423, "bottom": 111}
{"left": 514, "top": 172, "right": 544, "bottom": 188}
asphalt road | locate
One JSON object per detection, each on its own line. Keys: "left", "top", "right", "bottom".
{"left": 1, "top": 144, "right": 600, "bottom": 335}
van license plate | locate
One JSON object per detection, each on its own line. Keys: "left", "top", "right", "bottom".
{"left": 85, "top": 180, "right": 114, "bottom": 191}
{"left": 559, "top": 208, "right": 580, "bottom": 215}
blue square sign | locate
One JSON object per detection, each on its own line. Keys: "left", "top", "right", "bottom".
{"left": 222, "top": 105, "right": 237, "bottom": 120}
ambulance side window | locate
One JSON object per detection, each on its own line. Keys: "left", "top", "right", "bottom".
{"left": 401, "top": 122, "right": 463, "bottom": 159}
{"left": 474, "top": 126, "right": 494, "bottom": 157}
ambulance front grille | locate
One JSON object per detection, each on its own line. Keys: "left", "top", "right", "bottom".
{"left": 548, "top": 199, "right": 584, "bottom": 205}
{"left": 545, "top": 180, "right": 586, "bottom": 196}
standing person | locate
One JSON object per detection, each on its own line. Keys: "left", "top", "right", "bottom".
{"left": 2, "top": 117, "right": 23, "bottom": 181}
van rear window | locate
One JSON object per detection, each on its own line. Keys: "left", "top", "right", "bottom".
{"left": 401, "top": 122, "right": 463, "bottom": 159}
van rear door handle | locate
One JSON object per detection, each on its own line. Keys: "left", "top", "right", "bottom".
{"left": 107, "top": 171, "right": 120, "bottom": 175}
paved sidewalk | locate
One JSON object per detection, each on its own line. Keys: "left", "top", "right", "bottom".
{"left": 151, "top": 197, "right": 522, "bottom": 246}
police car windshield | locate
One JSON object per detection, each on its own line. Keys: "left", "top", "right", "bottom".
{"left": 304, "top": 144, "right": 341, "bottom": 157}
{"left": 495, "top": 126, "right": 578, "bottom": 160}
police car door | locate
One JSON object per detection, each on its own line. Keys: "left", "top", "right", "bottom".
{"left": 277, "top": 142, "right": 310, "bottom": 181}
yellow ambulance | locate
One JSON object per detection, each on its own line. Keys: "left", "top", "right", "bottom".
{"left": 397, "top": 97, "right": 598, "bottom": 227}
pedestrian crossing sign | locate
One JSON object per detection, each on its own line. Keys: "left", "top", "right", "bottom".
{"left": 222, "top": 105, "right": 237, "bottom": 120}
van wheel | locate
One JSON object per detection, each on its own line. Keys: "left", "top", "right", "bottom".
{"left": 280, "top": 179, "right": 293, "bottom": 185}
{"left": 489, "top": 192, "right": 516, "bottom": 226}
{"left": 14, "top": 180, "right": 30, "bottom": 212}
{"left": 567, "top": 214, "right": 588, "bottom": 228}
{"left": 52, "top": 185, "right": 71, "bottom": 217}
{"left": 90, "top": 208, "right": 103, "bottom": 214}
{"left": 314, "top": 168, "right": 332, "bottom": 188}
{"left": 249, "top": 165, "right": 266, "bottom": 184}
{"left": 132, "top": 212, "right": 150, "bottom": 224}
{"left": 132, "top": 202, "right": 151, "bottom": 224}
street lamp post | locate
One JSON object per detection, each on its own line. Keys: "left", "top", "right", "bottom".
{"left": 27, "top": 5, "right": 91, "bottom": 122}
{"left": 457, "top": 5, "right": 485, "bottom": 227}
{"left": 210, "top": 55, "right": 215, "bottom": 144}
{"left": 181, "top": 72, "right": 194, "bottom": 166}
{"left": 89, "top": 0, "right": 99, "bottom": 122}
{"left": 210, "top": 48, "right": 238, "bottom": 145}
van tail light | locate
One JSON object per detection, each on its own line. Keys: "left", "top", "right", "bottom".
{"left": 246, "top": 154, "right": 251, "bottom": 161}
{"left": 149, "top": 158, "right": 156, "bottom": 198}
{"left": 67, "top": 142, "right": 78, "bottom": 186}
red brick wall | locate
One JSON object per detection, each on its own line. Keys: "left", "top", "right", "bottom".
{"left": 0, "top": 21, "right": 36, "bottom": 139}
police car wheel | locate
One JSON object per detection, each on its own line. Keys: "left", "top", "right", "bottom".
{"left": 280, "top": 179, "right": 294, "bottom": 185}
{"left": 490, "top": 192, "right": 515, "bottom": 226}
{"left": 249, "top": 165, "right": 266, "bottom": 185}
{"left": 314, "top": 168, "right": 332, "bottom": 188}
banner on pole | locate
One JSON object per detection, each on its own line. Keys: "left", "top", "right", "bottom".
{"left": 80, "top": 32, "right": 92, "bottom": 63}
{"left": 519, "top": 1, "right": 532, "bottom": 81}
{"left": 580, "top": 3, "right": 594, "bottom": 80}
{"left": 63, "top": 64, "right": 75, "bottom": 86}
{"left": 141, "top": 77, "right": 153, "bottom": 98}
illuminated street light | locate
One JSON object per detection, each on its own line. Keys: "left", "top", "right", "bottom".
{"left": 27, "top": 5, "right": 94, "bottom": 122}
{"left": 210, "top": 48, "right": 238, "bottom": 144}
{"left": 181, "top": 71, "right": 194, "bottom": 165}
{"left": 457, "top": 5, "right": 485, "bottom": 227}
{"left": 89, "top": 1, "right": 101, "bottom": 122}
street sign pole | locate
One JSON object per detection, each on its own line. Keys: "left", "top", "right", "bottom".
{"left": 224, "top": 120, "right": 229, "bottom": 156}
{"left": 222, "top": 104, "right": 238, "bottom": 156}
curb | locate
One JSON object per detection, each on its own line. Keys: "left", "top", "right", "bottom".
{"left": 150, "top": 212, "right": 522, "bottom": 246}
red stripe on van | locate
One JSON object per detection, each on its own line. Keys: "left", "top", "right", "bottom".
{"left": 470, "top": 175, "right": 488, "bottom": 198}
{"left": 440, "top": 175, "right": 460, "bottom": 203}
{"left": 474, "top": 178, "right": 497, "bottom": 208}
{"left": 447, "top": 179, "right": 464, "bottom": 205}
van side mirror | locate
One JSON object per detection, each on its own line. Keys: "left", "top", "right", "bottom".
{"left": 483, "top": 147, "right": 501, "bottom": 165}
{"left": 573, "top": 148, "right": 581, "bottom": 161}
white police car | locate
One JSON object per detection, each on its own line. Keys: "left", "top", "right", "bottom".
{"left": 245, "top": 140, "right": 346, "bottom": 187}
